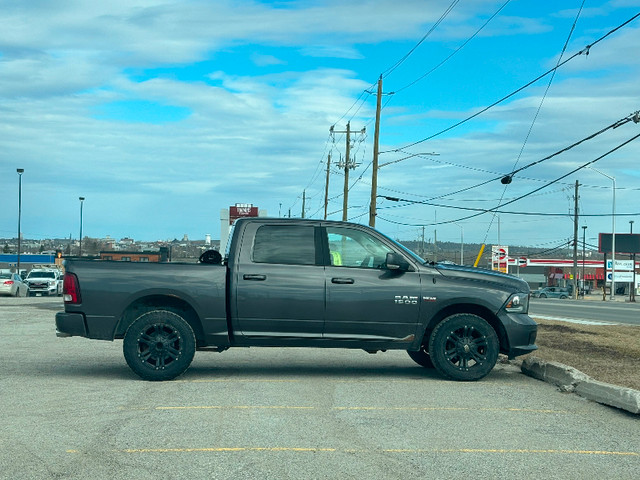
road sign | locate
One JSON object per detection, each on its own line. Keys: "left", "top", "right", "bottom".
{"left": 606, "top": 259, "right": 634, "bottom": 271}
{"left": 606, "top": 271, "right": 635, "bottom": 283}
{"left": 491, "top": 246, "right": 508, "bottom": 273}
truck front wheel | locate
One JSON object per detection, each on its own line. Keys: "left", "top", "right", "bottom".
{"left": 123, "top": 310, "right": 196, "bottom": 381}
{"left": 428, "top": 313, "right": 498, "bottom": 381}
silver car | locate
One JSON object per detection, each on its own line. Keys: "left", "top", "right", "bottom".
{"left": 0, "top": 272, "right": 30, "bottom": 297}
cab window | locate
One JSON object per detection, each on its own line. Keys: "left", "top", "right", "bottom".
{"left": 326, "top": 227, "right": 393, "bottom": 269}
{"left": 252, "top": 225, "right": 316, "bottom": 265}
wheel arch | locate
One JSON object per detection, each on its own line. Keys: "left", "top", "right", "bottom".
{"left": 422, "top": 303, "right": 508, "bottom": 355}
{"left": 114, "top": 295, "right": 206, "bottom": 346}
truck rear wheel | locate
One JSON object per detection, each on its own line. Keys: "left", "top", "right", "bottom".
{"left": 123, "top": 310, "right": 196, "bottom": 381}
{"left": 428, "top": 313, "right": 498, "bottom": 381}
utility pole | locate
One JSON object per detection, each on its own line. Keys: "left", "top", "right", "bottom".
{"left": 301, "top": 190, "right": 306, "bottom": 218}
{"left": 324, "top": 153, "right": 331, "bottom": 220}
{"left": 330, "top": 123, "right": 364, "bottom": 221}
{"left": 342, "top": 123, "right": 351, "bottom": 221}
{"left": 572, "top": 180, "right": 580, "bottom": 299}
{"left": 369, "top": 75, "right": 383, "bottom": 227}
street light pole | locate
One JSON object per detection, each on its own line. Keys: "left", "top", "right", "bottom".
{"left": 631, "top": 220, "right": 636, "bottom": 303}
{"left": 16, "top": 169, "right": 24, "bottom": 274}
{"left": 582, "top": 225, "right": 587, "bottom": 297}
{"left": 590, "top": 167, "right": 616, "bottom": 300}
{"left": 454, "top": 223, "right": 464, "bottom": 265}
{"left": 79, "top": 197, "right": 85, "bottom": 256}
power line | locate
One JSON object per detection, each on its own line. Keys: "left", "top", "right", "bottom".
{"left": 486, "top": 0, "right": 586, "bottom": 244}
{"left": 377, "top": 194, "right": 640, "bottom": 217}
{"left": 392, "top": 0, "right": 511, "bottom": 94}
{"left": 398, "top": 110, "right": 639, "bottom": 203}
{"left": 381, "top": 0, "right": 460, "bottom": 78}
{"left": 383, "top": 11, "right": 640, "bottom": 154}
{"left": 376, "top": 132, "right": 640, "bottom": 227}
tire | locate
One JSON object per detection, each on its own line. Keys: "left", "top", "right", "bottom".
{"left": 539, "top": 294, "right": 547, "bottom": 298}
{"left": 123, "top": 310, "right": 196, "bottom": 381}
{"left": 428, "top": 313, "right": 498, "bottom": 381}
{"left": 407, "top": 348, "right": 434, "bottom": 368}
{"left": 559, "top": 295, "right": 567, "bottom": 299}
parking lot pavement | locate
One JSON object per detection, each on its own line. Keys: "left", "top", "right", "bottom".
{"left": 1, "top": 297, "right": 639, "bottom": 480}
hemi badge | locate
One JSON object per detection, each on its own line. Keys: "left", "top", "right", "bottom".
{"left": 423, "top": 296, "right": 437, "bottom": 302}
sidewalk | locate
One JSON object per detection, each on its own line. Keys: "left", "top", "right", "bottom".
{"left": 581, "top": 292, "right": 637, "bottom": 302}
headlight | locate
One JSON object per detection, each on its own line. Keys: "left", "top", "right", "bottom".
{"left": 504, "top": 293, "right": 529, "bottom": 313}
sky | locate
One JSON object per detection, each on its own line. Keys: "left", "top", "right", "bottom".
{"left": 1, "top": 0, "right": 639, "bottom": 255}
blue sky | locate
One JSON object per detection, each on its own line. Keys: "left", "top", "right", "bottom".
{"left": 1, "top": 0, "right": 639, "bottom": 254}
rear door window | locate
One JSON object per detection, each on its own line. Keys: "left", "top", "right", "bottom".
{"left": 252, "top": 225, "right": 317, "bottom": 265}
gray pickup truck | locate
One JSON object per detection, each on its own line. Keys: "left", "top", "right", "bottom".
{"left": 56, "top": 218, "right": 537, "bottom": 382}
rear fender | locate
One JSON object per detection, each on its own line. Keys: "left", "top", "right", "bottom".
{"left": 114, "top": 295, "right": 206, "bottom": 346}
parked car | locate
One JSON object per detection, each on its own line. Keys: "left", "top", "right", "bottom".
{"left": 24, "top": 269, "right": 63, "bottom": 296}
{"left": 531, "top": 286, "right": 569, "bottom": 299}
{"left": 0, "top": 272, "right": 30, "bottom": 297}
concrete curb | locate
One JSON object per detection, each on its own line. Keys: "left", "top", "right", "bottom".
{"left": 520, "top": 356, "right": 640, "bottom": 415}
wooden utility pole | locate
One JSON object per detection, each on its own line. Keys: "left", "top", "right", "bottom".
{"left": 330, "top": 123, "right": 364, "bottom": 221}
{"left": 572, "top": 180, "right": 580, "bottom": 299}
{"left": 324, "top": 153, "right": 331, "bottom": 220}
{"left": 342, "top": 123, "right": 351, "bottom": 221}
{"left": 369, "top": 75, "right": 383, "bottom": 227}
{"left": 301, "top": 190, "right": 306, "bottom": 218}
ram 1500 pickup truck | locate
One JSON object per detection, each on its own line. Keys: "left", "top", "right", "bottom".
{"left": 56, "top": 218, "right": 537, "bottom": 382}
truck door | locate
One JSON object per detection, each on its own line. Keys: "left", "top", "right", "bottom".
{"left": 323, "top": 226, "right": 421, "bottom": 344}
{"left": 232, "top": 223, "right": 325, "bottom": 339}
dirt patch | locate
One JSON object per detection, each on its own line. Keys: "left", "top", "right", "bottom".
{"left": 522, "top": 318, "right": 640, "bottom": 391}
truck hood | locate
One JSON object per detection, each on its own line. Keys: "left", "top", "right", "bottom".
{"left": 432, "top": 263, "right": 529, "bottom": 293}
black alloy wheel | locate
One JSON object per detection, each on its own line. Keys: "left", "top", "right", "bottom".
{"left": 123, "top": 310, "right": 196, "bottom": 381}
{"left": 428, "top": 313, "right": 498, "bottom": 381}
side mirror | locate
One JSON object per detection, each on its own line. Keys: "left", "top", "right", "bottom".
{"left": 385, "top": 252, "right": 410, "bottom": 272}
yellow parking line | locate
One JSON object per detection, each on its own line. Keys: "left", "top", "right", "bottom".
{"left": 150, "top": 405, "right": 569, "bottom": 414}
{"left": 156, "top": 405, "right": 315, "bottom": 410}
{"left": 333, "top": 406, "right": 568, "bottom": 413}
{"left": 66, "top": 447, "right": 639, "bottom": 457}
{"left": 173, "top": 379, "right": 517, "bottom": 384}
{"left": 174, "top": 379, "right": 302, "bottom": 383}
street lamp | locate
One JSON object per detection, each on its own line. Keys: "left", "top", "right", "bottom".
{"left": 589, "top": 167, "right": 616, "bottom": 300}
{"left": 79, "top": 197, "right": 85, "bottom": 256}
{"left": 16, "top": 169, "right": 24, "bottom": 274}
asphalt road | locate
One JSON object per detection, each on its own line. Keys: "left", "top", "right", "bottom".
{"left": 1, "top": 297, "right": 639, "bottom": 480}
{"left": 529, "top": 297, "right": 640, "bottom": 325}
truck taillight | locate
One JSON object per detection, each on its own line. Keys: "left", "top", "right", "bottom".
{"left": 63, "top": 273, "right": 81, "bottom": 304}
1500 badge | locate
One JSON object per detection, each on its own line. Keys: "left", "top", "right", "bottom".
{"left": 394, "top": 295, "right": 418, "bottom": 305}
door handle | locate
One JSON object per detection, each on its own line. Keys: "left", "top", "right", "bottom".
{"left": 243, "top": 274, "right": 266, "bottom": 281}
{"left": 331, "top": 277, "right": 354, "bottom": 284}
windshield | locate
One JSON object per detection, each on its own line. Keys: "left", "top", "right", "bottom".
{"left": 374, "top": 230, "right": 427, "bottom": 264}
{"left": 27, "top": 271, "right": 56, "bottom": 279}
{"left": 0, "top": 273, "right": 12, "bottom": 280}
